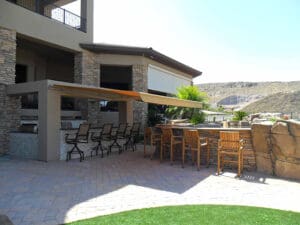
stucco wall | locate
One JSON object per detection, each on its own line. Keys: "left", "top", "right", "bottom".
{"left": 16, "top": 44, "right": 74, "bottom": 82}
{"left": 0, "top": 0, "right": 93, "bottom": 51}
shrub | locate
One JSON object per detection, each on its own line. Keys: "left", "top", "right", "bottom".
{"left": 232, "top": 111, "right": 248, "bottom": 121}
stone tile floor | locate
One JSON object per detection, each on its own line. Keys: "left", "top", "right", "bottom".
{"left": 1, "top": 145, "right": 300, "bottom": 225}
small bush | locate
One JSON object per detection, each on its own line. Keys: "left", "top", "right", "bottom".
{"left": 190, "top": 112, "right": 206, "bottom": 124}
{"left": 232, "top": 111, "right": 248, "bottom": 121}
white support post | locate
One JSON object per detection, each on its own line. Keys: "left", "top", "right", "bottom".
{"left": 38, "top": 85, "right": 61, "bottom": 161}
{"left": 118, "top": 100, "right": 133, "bottom": 124}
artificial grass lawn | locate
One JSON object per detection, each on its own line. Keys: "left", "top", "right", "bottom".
{"left": 65, "top": 205, "right": 300, "bottom": 225}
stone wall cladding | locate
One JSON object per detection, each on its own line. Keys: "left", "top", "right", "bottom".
{"left": 0, "top": 27, "right": 16, "bottom": 84}
{"left": 74, "top": 50, "right": 99, "bottom": 86}
{"left": 0, "top": 27, "right": 20, "bottom": 154}
{"left": 74, "top": 50, "right": 100, "bottom": 123}
{"left": 132, "top": 64, "right": 148, "bottom": 129}
{"left": 75, "top": 55, "right": 150, "bottom": 127}
{"left": 87, "top": 100, "right": 102, "bottom": 126}
{"left": 252, "top": 121, "right": 300, "bottom": 180}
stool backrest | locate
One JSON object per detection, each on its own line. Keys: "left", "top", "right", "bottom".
{"left": 117, "top": 123, "right": 128, "bottom": 136}
{"left": 219, "top": 131, "right": 241, "bottom": 150}
{"left": 183, "top": 129, "right": 199, "bottom": 148}
{"left": 102, "top": 123, "right": 113, "bottom": 136}
{"left": 161, "top": 127, "right": 172, "bottom": 143}
{"left": 77, "top": 123, "right": 90, "bottom": 141}
{"left": 131, "top": 122, "right": 140, "bottom": 134}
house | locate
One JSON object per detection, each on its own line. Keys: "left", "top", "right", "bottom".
{"left": 0, "top": 0, "right": 202, "bottom": 161}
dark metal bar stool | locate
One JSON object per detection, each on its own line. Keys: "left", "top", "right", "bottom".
{"left": 90, "top": 123, "right": 113, "bottom": 158}
{"left": 109, "top": 123, "right": 128, "bottom": 154}
{"left": 124, "top": 122, "right": 141, "bottom": 151}
{"left": 66, "top": 123, "right": 90, "bottom": 162}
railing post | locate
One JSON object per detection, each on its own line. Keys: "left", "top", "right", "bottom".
{"left": 63, "top": 8, "right": 65, "bottom": 25}
{"left": 35, "top": 0, "right": 40, "bottom": 14}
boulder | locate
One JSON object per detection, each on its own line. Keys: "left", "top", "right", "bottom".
{"left": 274, "top": 160, "right": 300, "bottom": 180}
{"left": 251, "top": 124, "right": 272, "bottom": 134}
{"left": 288, "top": 120, "right": 300, "bottom": 137}
{"left": 271, "top": 134, "right": 296, "bottom": 158}
{"left": 251, "top": 124, "right": 272, "bottom": 154}
{"left": 255, "top": 152, "right": 273, "bottom": 174}
{"left": 271, "top": 122, "right": 289, "bottom": 135}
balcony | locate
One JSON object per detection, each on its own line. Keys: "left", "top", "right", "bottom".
{"left": 6, "top": 0, "right": 86, "bottom": 32}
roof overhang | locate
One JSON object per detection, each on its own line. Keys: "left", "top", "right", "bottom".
{"left": 80, "top": 43, "right": 202, "bottom": 78}
{"left": 7, "top": 80, "right": 203, "bottom": 108}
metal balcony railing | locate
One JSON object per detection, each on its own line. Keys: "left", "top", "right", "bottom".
{"left": 6, "top": 0, "right": 87, "bottom": 32}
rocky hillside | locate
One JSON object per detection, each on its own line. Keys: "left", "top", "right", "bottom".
{"left": 198, "top": 81, "right": 300, "bottom": 110}
{"left": 243, "top": 91, "right": 300, "bottom": 116}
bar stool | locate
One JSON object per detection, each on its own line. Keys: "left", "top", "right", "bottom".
{"left": 217, "top": 131, "right": 244, "bottom": 177}
{"left": 182, "top": 129, "right": 210, "bottom": 171}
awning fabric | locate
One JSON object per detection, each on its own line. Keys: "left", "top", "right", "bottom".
{"left": 50, "top": 82, "right": 202, "bottom": 108}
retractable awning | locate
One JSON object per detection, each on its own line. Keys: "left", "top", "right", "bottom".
{"left": 6, "top": 80, "right": 202, "bottom": 108}
{"left": 49, "top": 81, "right": 202, "bottom": 108}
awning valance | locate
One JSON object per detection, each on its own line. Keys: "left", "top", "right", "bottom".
{"left": 50, "top": 82, "right": 202, "bottom": 108}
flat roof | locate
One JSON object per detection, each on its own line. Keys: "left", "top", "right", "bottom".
{"left": 80, "top": 43, "right": 202, "bottom": 77}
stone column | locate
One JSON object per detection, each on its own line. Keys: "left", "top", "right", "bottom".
{"left": 0, "top": 27, "right": 20, "bottom": 154}
{"left": 132, "top": 64, "right": 148, "bottom": 128}
{"left": 74, "top": 50, "right": 101, "bottom": 126}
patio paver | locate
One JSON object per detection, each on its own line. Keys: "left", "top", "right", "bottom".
{"left": 0, "top": 146, "right": 300, "bottom": 225}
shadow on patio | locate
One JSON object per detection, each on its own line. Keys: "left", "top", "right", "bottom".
{"left": 0, "top": 146, "right": 298, "bottom": 225}
{"left": 0, "top": 147, "right": 211, "bottom": 225}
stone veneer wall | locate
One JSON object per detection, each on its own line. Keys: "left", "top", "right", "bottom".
{"left": 198, "top": 129, "right": 256, "bottom": 170}
{"left": 0, "top": 27, "right": 21, "bottom": 154}
{"left": 252, "top": 121, "right": 300, "bottom": 180}
{"left": 74, "top": 50, "right": 101, "bottom": 125}
{"left": 132, "top": 64, "right": 148, "bottom": 129}
{"left": 74, "top": 52, "right": 154, "bottom": 128}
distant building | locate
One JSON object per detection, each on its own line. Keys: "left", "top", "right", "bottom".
{"left": 201, "top": 110, "right": 232, "bottom": 122}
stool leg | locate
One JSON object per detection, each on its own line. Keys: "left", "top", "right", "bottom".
{"left": 182, "top": 142, "right": 185, "bottom": 168}
{"left": 197, "top": 149, "right": 200, "bottom": 171}
{"left": 217, "top": 150, "right": 220, "bottom": 175}
{"left": 206, "top": 144, "right": 210, "bottom": 168}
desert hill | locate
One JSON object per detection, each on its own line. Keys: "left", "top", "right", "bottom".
{"left": 242, "top": 91, "right": 300, "bottom": 118}
{"left": 198, "top": 81, "right": 300, "bottom": 110}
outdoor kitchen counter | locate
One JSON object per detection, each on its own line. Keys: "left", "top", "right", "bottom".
{"left": 9, "top": 132, "right": 38, "bottom": 160}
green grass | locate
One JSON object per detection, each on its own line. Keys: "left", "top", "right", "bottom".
{"left": 65, "top": 205, "right": 300, "bottom": 225}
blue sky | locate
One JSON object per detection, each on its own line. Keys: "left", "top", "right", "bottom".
{"left": 66, "top": 0, "right": 300, "bottom": 83}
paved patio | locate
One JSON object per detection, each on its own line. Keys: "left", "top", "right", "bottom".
{"left": 1, "top": 146, "right": 300, "bottom": 225}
